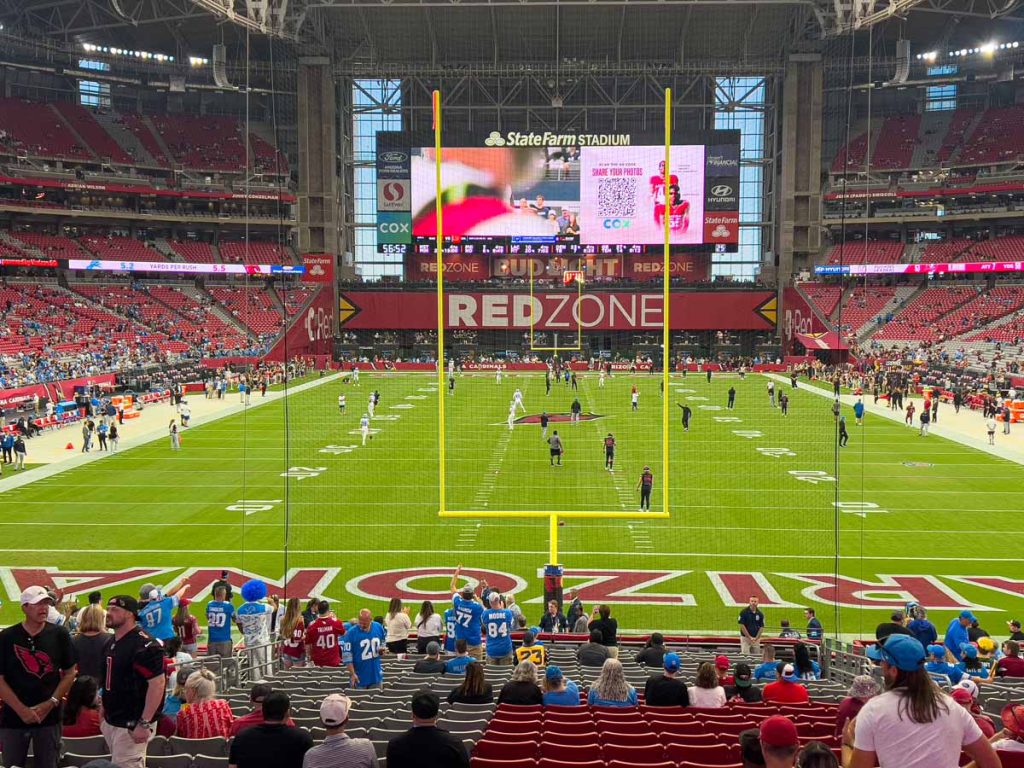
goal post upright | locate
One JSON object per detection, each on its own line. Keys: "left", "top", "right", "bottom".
{"left": 436, "top": 88, "right": 673, "bottom": 568}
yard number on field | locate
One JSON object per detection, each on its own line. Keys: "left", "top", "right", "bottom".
{"left": 226, "top": 499, "right": 282, "bottom": 516}
{"left": 281, "top": 466, "right": 328, "bottom": 480}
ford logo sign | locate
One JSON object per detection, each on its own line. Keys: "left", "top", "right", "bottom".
{"left": 380, "top": 151, "right": 408, "bottom": 163}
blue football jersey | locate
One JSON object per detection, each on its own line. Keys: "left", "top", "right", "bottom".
{"left": 452, "top": 595, "right": 483, "bottom": 645}
{"left": 347, "top": 622, "right": 386, "bottom": 688}
{"left": 206, "top": 600, "right": 234, "bottom": 643}
{"left": 482, "top": 608, "right": 514, "bottom": 658}
{"left": 443, "top": 608, "right": 457, "bottom": 653}
{"left": 139, "top": 596, "right": 178, "bottom": 641}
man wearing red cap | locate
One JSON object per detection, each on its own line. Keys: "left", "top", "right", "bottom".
{"left": 758, "top": 715, "right": 800, "bottom": 767}
{"left": 715, "top": 655, "right": 735, "bottom": 686}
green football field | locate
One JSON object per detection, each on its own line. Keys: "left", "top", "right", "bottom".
{"left": 0, "top": 370, "right": 1022, "bottom": 640}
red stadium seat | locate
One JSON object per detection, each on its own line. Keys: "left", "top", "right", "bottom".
{"left": 496, "top": 705, "right": 543, "bottom": 715}
{"left": 590, "top": 706, "right": 640, "bottom": 716}
{"left": 544, "top": 706, "right": 592, "bottom": 718}
{"left": 998, "top": 752, "right": 1024, "bottom": 768}
{"left": 487, "top": 718, "right": 542, "bottom": 733}
{"left": 602, "top": 744, "right": 665, "bottom": 762}
{"left": 641, "top": 706, "right": 693, "bottom": 719}
{"left": 646, "top": 720, "right": 706, "bottom": 736}
{"left": 665, "top": 742, "right": 738, "bottom": 764}
{"left": 678, "top": 763, "right": 743, "bottom": 768}
{"left": 664, "top": 735, "right": 723, "bottom": 748}
{"left": 607, "top": 762, "right": 676, "bottom": 768}
{"left": 542, "top": 722, "right": 599, "bottom": 736}
{"left": 537, "top": 760, "right": 604, "bottom": 768}
{"left": 598, "top": 731, "right": 658, "bottom": 747}
{"left": 471, "top": 759, "right": 537, "bottom": 768}
{"left": 539, "top": 742, "right": 601, "bottom": 762}
{"left": 483, "top": 730, "right": 536, "bottom": 743}
{"left": 473, "top": 740, "right": 537, "bottom": 760}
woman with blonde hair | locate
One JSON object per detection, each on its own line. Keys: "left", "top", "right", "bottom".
{"left": 72, "top": 604, "right": 112, "bottom": 681}
{"left": 587, "top": 658, "right": 638, "bottom": 707}
{"left": 384, "top": 597, "right": 412, "bottom": 655}
{"left": 498, "top": 660, "right": 544, "bottom": 705}
{"left": 688, "top": 661, "right": 727, "bottom": 707}
{"left": 278, "top": 597, "right": 306, "bottom": 668}
{"left": 175, "top": 669, "right": 234, "bottom": 738}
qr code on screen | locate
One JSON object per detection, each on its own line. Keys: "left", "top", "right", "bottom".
{"left": 596, "top": 178, "right": 638, "bottom": 218}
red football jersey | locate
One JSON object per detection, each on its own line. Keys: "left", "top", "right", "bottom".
{"left": 304, "top": 617, "right": 346, "bottom": 667}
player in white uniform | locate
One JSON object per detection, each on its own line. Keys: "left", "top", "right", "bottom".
{"left": 368, "top": 392, "right": 376, "bottom": 418}
{"left": 507, "top": 403, "right": 516, "bottom": 431}
{"left": 360, "top": 413, "right": 371, "bottom": 445}
{"left": 513, "top": 388, "right": 525, "bottom": 413}
{"left": 496, "top": 365, "right": 502, "bottom": 384}
{"left": 448, "top": 359, "right": 455, "bottom": 378}
{"left": 599, "top": 369, "right": 606, "bottom": 387}
{"left": 338, "top": 393, "right": 346, "bottom": 413}
{"left": 352, "top": 366, "right": 360, "bottom": 385}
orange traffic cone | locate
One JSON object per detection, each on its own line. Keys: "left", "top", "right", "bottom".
{"left": 66, "top": 442, "right": 74, "bottom": 450}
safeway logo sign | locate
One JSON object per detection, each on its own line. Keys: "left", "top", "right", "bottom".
{"left": 377, "top": 179, "right": 409, "bottom": 211}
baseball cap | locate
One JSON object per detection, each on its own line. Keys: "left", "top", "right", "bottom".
{"left": 734, "top": 663, "right": 753, "bottom": 688}
{"left": 848, "top": 675, "right": 880, "bottom": 699}
{"left": 780, "top": 663, "right": 797, "bottom": 681}
{"left": 866, "top": 635, "right": 926, "bottom": 671}
{"left": 20, "top": 586, "right": 53, "bottom": 605}
{"left": 663, "top": 653, "right": 681, "bottom": 673}
{"left": 715, "top": 654, "right": 730, "bottom": 670}
{"left": 460, "top": 586, "right": 474, "bottom": 598}
{"left": 959, "top": 609, "right": 978, "bottom": 622}
{"left": 1002, "top": 703, "right": 1024, "bottom": 737}
{"left": 488, "top": 592, "right": 501, "bottom": 604}
{"left": 107, "top": 595, "right": 140, "bottom": 616}
{"left": 545, "top": 665, "right": 563, "bottom": 681}
{"left": 759, "top": 715, "right": 799, "bottom": 748}
{"left": 961, "top": 643, "right": 979, "bottom": 660}
{"left": 139, "top": 583, "right": 157, "bottom": 599}
{"left": 1010, "top": 619, "right": 1021, "bottom": 629}
{"left": 927, "top": 644, "right": 946, "bottom": 660}
{"left": 179, "top": 597, "right": 191, "bottom": 608}
{"left": 955, "top": 679, "right": 979, "bottom": 699}
{"left": 425, "top": 641, "right": 441, "bottom": 655}
{"left": 951, "top": 688, "right": 973, "bottom": 704}
{"left": 319, "top": 694, "right": 351, "bottom": 727}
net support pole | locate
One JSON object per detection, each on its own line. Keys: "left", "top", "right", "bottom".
{"left": 662, "top": 87, "right": 672, "bottom": 517}
{"left": 434, "top": 89, "right": 446, "bottom": 515}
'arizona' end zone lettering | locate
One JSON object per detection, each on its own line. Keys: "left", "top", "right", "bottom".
{"left": 0, "top": 567, "right": 1009, "bottom": 612}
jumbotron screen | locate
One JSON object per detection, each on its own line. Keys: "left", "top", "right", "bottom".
{"left": 375, "top": 131, "right": 740, "bottom": 254}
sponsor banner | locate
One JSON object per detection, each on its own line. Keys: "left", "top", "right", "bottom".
{"left": 405, "top": 253, "right": 489, "bottom": 281}
{"left": 492, "top": 256, "right": 622, "bottom": 280}
{"left": 301, "top": 253, "right": 334, "bottom": 284}
{"left": 705, "top": 144, "right": 740, "bottom": 177}
{"left": 0, "top": 174, "right": 296, "bottom": 203}
{"left": 376, "top": 179, "right": 410, "bottom": 212}
{"left": 376, "top": 212, "right": 412, "bottom": 244}
{"left": 0, "top": 374, "right": 115, "bottom": 409}
{"left": 337, "top": 290, "right": 776, "bottom": 331}
{"left": 623, "top": 254, "right": 707, "bottom": 283}
{"left": 782, "top": 287, "right": 831, "bottom": 343}
{"left": 703, "top": 213, "right": 739, "bottom": 244}
{"left": 265, "top": 287, "right": 333, "bottom": 362}
{"left": 375, "top": 134, "right": 412, "bottom": 179}
{"left": 705, "top": 177, "right": 739, "bottom": 211}
{"left": 817, "top": 260, "right": 1024, "bottom": 277}
{"left": 483, "top": 131, "right": 633, "bottom": 148}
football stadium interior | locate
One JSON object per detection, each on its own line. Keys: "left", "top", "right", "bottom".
{"left": 1, "top": 0, "right": 1024, "bottom": 764}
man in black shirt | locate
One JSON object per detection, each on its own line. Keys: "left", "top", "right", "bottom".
{"left": 634, "top": 633, "right": 667, "bottom": 668}
{"left": 0, "top": 585, "right": 77, "bottom": 768}
{"left": 229, "top": 692, "right": 312, "bottom": 768}
{"left": 874, "top": 610, "right": 913, "bottom": 641}
{"left": 100, "top": 596, "right": 166, "bottom": 768}
{"left": 1008, "top": 620, "right": 1024, "bottom": 643}
{"left": 387, "top": 690, "right": 468, "bottom": 768}
{"left": 738, "top": 596, "right": 765, "bottom": 655}
{"left": 576, "top": 630, "right": 610, "bottom": 667}
{"left": 643, "top": 652, "right": 690, "bottom": 707}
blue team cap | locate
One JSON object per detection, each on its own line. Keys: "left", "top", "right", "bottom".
{"left": 927, "top": 644, "right": 946, "bottom": 660}
{"left": 866, "top": 635, "right": 926, "bottom": 671}
{"left": 959, "top": 610, "right": 978, "bottom": 622}
{"left": 545, "top": 665, "right": 563, "bottom": 681}
{"left": 961, "top": 643, "right": 979, "bottom": 660}
{"left": 663, "top": 652, "right": 681, "bottom": 672}
{"left": 529, "top": 626, "right": 542, "bottom": 636}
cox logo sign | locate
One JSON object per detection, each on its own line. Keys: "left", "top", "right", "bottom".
{"left": 305, "top": 306, "right": 332, "bottom": 343}
{"left": 377, "top": 213, "right": 412, "bottom": 244}
{"left": 603, "top": 219, "right": 632, "bottom": 229}
{"left": 379, "top": 221, "right": 410, "bottom": 234}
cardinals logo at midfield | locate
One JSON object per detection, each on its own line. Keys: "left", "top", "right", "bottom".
{"left": 15, "top": 644, "right": 55, "bottom": 679}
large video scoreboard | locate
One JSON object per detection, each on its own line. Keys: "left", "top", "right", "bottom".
{"left": 375, "top": 129, "right": 741, "bottom": 257}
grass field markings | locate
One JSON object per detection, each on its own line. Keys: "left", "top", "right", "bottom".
{"left": 4, "top": 546, "right": 1024, "bottom": 562}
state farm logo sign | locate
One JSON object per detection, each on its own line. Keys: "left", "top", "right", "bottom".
{"left": 377, "top": 179, "right": 410, "bottom": 211}
{"left": 703, "top": 213, "right": 739, "bottom": 243}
